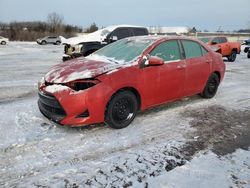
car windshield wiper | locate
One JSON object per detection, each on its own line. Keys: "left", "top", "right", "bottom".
{"left": 107, "top": 58, "right": 119, "bottom": 64}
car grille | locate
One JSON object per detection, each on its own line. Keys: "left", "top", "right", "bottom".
{"left": 38, "top": 91, "right": 66, "bottom": 123}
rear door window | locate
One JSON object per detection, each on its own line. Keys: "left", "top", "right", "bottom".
{"left": 132, "top": 28, "right": 148, "bottom": 36}
{"left": 182, "top": 40, "right": 203, "bottom": 58}
{"left": 150, "top": 40, "right": 181, "bottom": 62}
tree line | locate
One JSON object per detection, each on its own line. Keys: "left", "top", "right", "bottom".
{"left": 0, "top": 13, "right": 85, "bottom": 41}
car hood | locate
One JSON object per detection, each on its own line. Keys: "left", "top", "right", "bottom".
{"left": 44, "top": 57, "right": 121, "bottom": 84}
{"left": 61, "top": 32, "right": 104, "bottom": 45}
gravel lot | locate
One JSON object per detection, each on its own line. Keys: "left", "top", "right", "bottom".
{"left": 0, "top": 42, "right": 250, "bottom": 188}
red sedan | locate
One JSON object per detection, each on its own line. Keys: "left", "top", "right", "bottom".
{"left": 38, "top": 36, "right": 225, "bottom": 129}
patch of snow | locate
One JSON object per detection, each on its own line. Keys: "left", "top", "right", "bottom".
{"left": 126, "top": 113, "right": 133, "bottom": 120}
{"left": 59, "top": 70, "right": 94, "bottom": 83}
{"left": 86, "top": 54, "right": 125, "bottom": 64}
{"left": 44, "top": 85, "right": 69, "bottom": 93}
{"left": 148, "top": 149, "right": 250, "bottom": 188}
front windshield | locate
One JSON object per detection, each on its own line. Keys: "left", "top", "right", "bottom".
{"left": 89, "top": 38, "right": 154, "bottom": 64}
{"left": 100, "top": 29, "right": 110, "bottom": 37}
{"left": 90, "top": 26, "right": 114, "bottom": 38}
{"left": 199, "top": 37, "right": 211, "bottom": 43}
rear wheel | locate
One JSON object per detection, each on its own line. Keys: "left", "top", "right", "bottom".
{"left": 41, "top": 41, "right": 46, "bottom": 45}
{"left": 1, "top": 41, "right": 6, "bottom": 45}
{"left": 105, "top": 90, "right": 138, "bottom": 129}
{"left": 55, "top": 41, "right": 61, "bottom": 45}
{"left": 247, "top": 51, "right": 250, "bottom": 58}
{"left": 228, "top": 50, "right": 237, "bottom": 62}
{"left": 201, "top": 73, "right": 220, "bottom": 99}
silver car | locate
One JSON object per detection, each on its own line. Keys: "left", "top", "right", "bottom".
{"left": 37, "top": 36, "right": 61, "bottom": 45}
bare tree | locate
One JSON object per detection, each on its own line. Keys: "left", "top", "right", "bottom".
{"left": 47, "top": 12, "right": 64, "bottom": 33}
{"left": 84, "top": 23, "right": 98, "bottom": 33}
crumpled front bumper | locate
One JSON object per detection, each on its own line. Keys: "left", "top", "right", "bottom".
{"left": 38, "top": 82, "right": 110, "bottom": 126}
{"left": 38, "top": 91, "right": 66, "bottom": 123}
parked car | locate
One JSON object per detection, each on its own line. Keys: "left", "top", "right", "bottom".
{"left": 244, "top": 46, "right": 250, "bottom": 58}
{"left": 37, "top": 36, "right": 61, "bottom": 45}
{"left": 242, "top": 38, "right": 250, "bottom": 45}
{"left": 0, "top": 36, "right": 9, "bottom": 45}
{"left": 199, "top": 36, "right": 241, "bottom": 62}
{"left": 61, "top": 25, "right": 149, "bottom": 61}
{"left": 38, "top": 36, "right": 225, "bottom": 129}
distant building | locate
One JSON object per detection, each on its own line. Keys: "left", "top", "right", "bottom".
{"left": 147, "top": 26, "right": 191, "bottom": 35}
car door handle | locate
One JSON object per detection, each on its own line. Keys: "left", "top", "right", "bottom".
{"left": 177, "top": 65, "right": 186, "bottom": 69}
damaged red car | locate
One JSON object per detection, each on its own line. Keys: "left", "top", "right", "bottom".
{"left": 38, "top": 36, "right": 225, "bottom": 129}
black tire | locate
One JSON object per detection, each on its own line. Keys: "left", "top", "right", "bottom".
{"left": 56, "top": 41, "right": 61, "bottom": 45}
{"left": 201, "top": 73, "right": 220, "bottom": 99}
{"left": 41, "top": 41, "right": 46, "bottom": 45}
{"left": 244, "top": 47, "right": 249, "bottom": 53}
{"left": 227, "top": 50, "right": 237, "bottom": 62}
{"left": 247, "top": 51, "right": 250, "bottom": 58}
{"left": 105, "top": 90, "right": 138, "bottom": 129}
{"left": 1, "top": 41, "right": 6, "bottom": 45}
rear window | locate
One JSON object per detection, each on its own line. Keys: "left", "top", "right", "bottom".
{"left": 182, "top": 40, "right": 203, "bottom": 58}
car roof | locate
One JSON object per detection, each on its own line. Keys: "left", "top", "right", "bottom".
{"left": 126, "top": 35, "right": 202, "bottom": 43}
{"left": 104, "top": 24, "right": 147, "bottom": 30}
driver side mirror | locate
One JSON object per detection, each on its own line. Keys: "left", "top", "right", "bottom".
{"left": 145, "top": 56, "right": 164, "bottom": 66}
{"left": 110, "top": 36, "right": 118, "bottom": 42}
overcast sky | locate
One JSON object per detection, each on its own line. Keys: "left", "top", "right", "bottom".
{"left": 0, "top": 0, "right": 249, "bottom": 31}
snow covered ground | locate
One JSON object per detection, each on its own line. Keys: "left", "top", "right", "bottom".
{"left": 0, "top": 42, "right": 249, "bottom": 188}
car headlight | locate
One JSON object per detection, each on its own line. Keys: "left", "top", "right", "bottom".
{"left": 38, "top": 77, "right": 45, "bottom": 89}
{"left": 66, "top": 79, "right": 100, "bottom": 91}
{"left": 39, "top": 77, "right": 45, "bottom": 85}
{"left": 73, "top": 44, "right": 82, "bottom": 53}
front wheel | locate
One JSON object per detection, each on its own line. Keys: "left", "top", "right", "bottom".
{"left": 201, "top": 73, "right": 220, "bottom": 99}
{"left": 228, "top": 51, "right": 237, "bottom": 62}
{"left": 1, "top": 41, "right": 6, "bottom": 45}
{"left": 247, "top": 51, "right": 250, "bottom": 58}
{"left": 105, "top": 90, "right": 138, "bottom": 129}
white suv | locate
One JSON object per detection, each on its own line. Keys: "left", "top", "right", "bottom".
{"left": 0, "top": 36, "right": 9, "bottom": 45}
{"left": 36, "top": 36, "right": 61, "bottom": 45}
